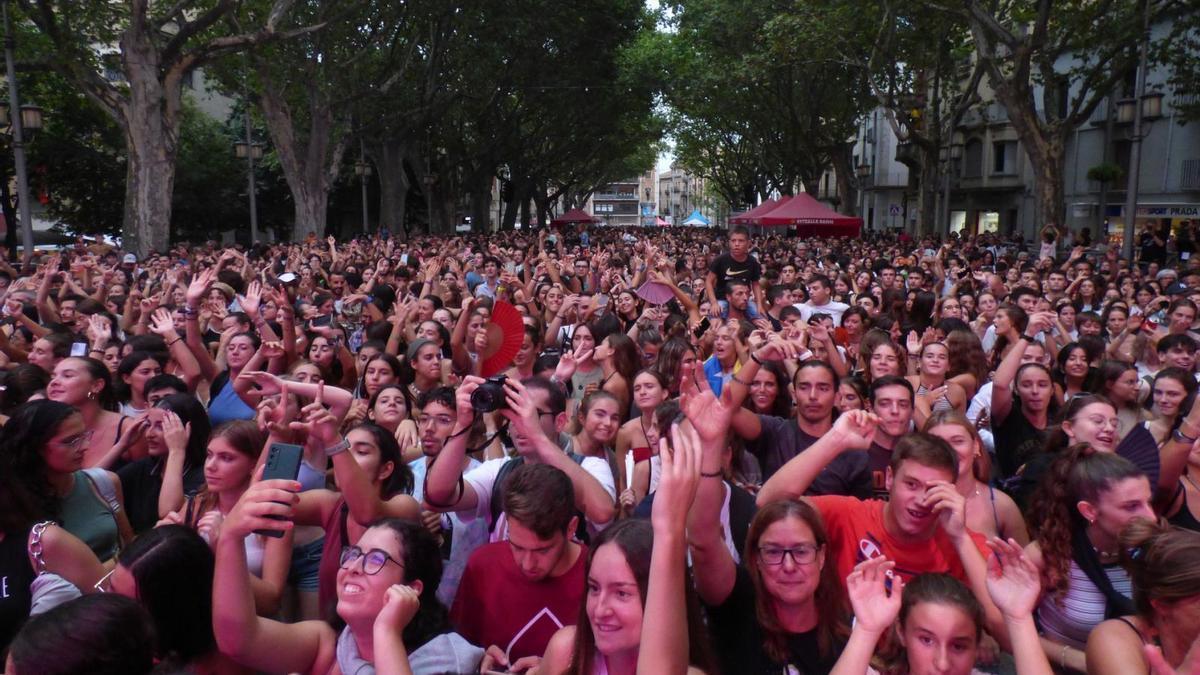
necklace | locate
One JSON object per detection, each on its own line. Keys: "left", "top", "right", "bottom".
{"left": 1184, "top": 471, "right": 1200, "bottom": 494}
{"left": 639, "top": 414, "right": 652, "bottom": 445}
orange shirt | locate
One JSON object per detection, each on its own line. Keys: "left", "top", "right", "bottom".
{"left": 810, "top": 495, "right": 989, "bottom": 587}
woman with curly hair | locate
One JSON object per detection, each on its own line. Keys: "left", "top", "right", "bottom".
{"left": 1025, "top": 446, "right": 1155, "bottom": 672}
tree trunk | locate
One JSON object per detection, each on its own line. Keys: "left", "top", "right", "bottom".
{"left": 917, "top": 153, "right": 938, "bottom": 236}
{"left": 369, "top": 140, "right": 411, "bottom": 237}
{"left": 255, "top": 63, "right": 347, "bottom": 242}
{"left": 120, "top": 32, "right": 178, "bottom": 255}
{"left": 990, "top": 79, "right": 1067, "bottom": 230}
{"left": 469, "top": 184, "right": 491, "bottom": 232}
{"left": 830, "top": 145, "right": 855, "bottom": 215}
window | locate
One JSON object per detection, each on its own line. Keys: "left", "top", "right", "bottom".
{"left": 963, "top": 139, "right": 983, "bottom": 178}
{"left": 992, "top": 141, "right": 1017, "bottom": 175}
{"left": 980, "top": 211, "right": 1000, "bottom": 233}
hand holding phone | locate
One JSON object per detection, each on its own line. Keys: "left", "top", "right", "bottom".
{"left": 254, "top": 443, "right": 303, "bottom": 538}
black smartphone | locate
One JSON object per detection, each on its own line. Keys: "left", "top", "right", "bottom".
{"left": 311, "top": 314, "right": 333, "bottom": 328}
{"left": 693, "top": 317, "right": 711, "bottom": 339}
{"left": 255, "top": 442, "right": 303, "bottom": 538}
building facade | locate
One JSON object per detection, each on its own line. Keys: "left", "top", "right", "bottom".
{"left": 588, "top": 178, "right": 641, "bottom": 227}
{"left": 658, "top": 163, "right": 717, "bottom": 226}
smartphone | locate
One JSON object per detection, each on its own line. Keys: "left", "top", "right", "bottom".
{"left": 693, "top": 317, "right": 711, "bottom": 339}
{"left": 311, "top": 314, "right": 333, "bottom": 328}
{"left": 71, "top": 342, "right": 89, "bottom": 357}
{"left": 256, "top": 443, "right": 303, "bottom": 538}
{"left": 400, "top": 253, "right": 409, "bottom": 265}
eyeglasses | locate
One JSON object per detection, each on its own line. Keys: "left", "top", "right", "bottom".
{"left": 339, "top": 546, "right": 404, "bottom": 576}
{"left": 758, "top": 544, "right": 821, "bottom": 566}
{"left": 94, "top": 568, "right": 115, "bottom": 593}
{"left": 59, "top": 430, "right": 94, "bottom": 452}
{"left": 536, "top": 409, "right": 559, "bottom": 419}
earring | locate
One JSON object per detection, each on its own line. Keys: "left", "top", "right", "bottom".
{"left": 87, "top": 391, "right": 95, "bottom": 401}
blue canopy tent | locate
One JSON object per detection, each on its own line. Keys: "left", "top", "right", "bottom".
{"left": 682, "top": 209, "right": 710, "bottom": 227}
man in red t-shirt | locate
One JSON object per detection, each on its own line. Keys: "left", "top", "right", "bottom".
{"left": 757, "top": 410, "right": 1009, "bottom": 648}
{"left": 450, "top": 463, "right": 586, "bottom": 674}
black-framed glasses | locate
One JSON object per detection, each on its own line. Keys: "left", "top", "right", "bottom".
{"left": 536, "top": 408, "right": 560, "bottom": 419}
{"left": 339, "top": 546, "right": 404, "bottom": 575}
{"left": 758, "top": 543, "right": 821, "bottom": 566}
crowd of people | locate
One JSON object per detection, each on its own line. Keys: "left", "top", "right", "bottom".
{"left": 1, "top": 221, "right": 1200, "bottom": 674}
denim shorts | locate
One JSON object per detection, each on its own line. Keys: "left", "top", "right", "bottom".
{"left": 288, "top": 536, "right": 325, "bottom": 591}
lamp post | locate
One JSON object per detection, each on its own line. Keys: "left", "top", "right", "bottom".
{"left": 233, "top": 109, "right": 262, "bottom": 244}
{"left": 1121, "top": 1, "right": 1159, "bottom": 263}
{"left": 856, "top": 162, "right": 871, "bottom": 230}
{"left": 354, "top": 143, "right": 371, "bottom": 234}
{"left": 3, "top": 0, "right": 37, "bottom": 267}
{"left": 941, "top": 142, "right": 962, "bottom": 235}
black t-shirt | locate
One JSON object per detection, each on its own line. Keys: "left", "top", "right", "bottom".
{"left": 0, "top": 530, "right": 34, "bottom": 656}
{"left": 1139, "top": 232, "right": 1166, "bottom": 264}
{"left": 706, "top": 565, "right": 843, "bottom": 675}
{"left": 993, "top": 408, "right": 1049, "bottom": 479}
{"left": 866, "top": 442, "right": 894, "bottom": 500}
{"left": 117, "top": 458, "right": 206, "bottom": 533}
{"left": 709, "top": 253, "right": 762, "bottom": 297}
{"left": 750, "top": 416, "right": 871, "bottom": 498}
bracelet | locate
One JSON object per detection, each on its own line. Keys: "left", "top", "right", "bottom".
{"left": 1020, "top": 334, "right": 1037, "bottom": 342}
{"left": 750, "top": 351, "right": 765, "bottom": 366}
{"left": 700, "top": 469, "right": 724, "bottom": 478}
{"left": 325, "top": 438, "right": 350, "bottom": 457}
{"left": 168, "top": 337, "right": 183, "bottom": 347}
{"left": 182, "top": 307, "right": 199, "bottom": 319}
{"left": 731, "top": 373, "right": 750, "bottom": 386}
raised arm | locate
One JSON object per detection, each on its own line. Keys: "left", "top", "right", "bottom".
{"left": 502, "top": 377, "right": 616, "bottom": 526}
{"left": 991, "top": 312, "right": 1050, "bottom": 426}
{"left": 831, "top": 557, "right": 903, "bottom": 675}
{"left": 291, "top": 382, "right": 420, "bottom": 525}
{"left": 639, "top": 422, "right": 701, "bottom": 675}
{"left": 757, "top": 410, "right": 878, "bottom": 506}
{"left": 212, "top": 479, "right": 335, "bottom": 674}
{"left": 681, "top": 361, "right": 739, "bottom": 605}
{"left": 422, "top": 379, "right": 483, "bottom": 513}
{"left": 184, "top": 268, "right": 220, "bottom": 383}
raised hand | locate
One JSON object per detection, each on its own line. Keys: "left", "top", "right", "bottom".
{"left": 289, "top": 381, "right": 341, "bottom": 448}
{"left": 221, "top": 472, "right": 299, "bottom": 540}
{"left": 149, "top": 308, "right": 178, "bottom": 339}
{"left": 906, "top": 330, "right": 921, "bottom": 355}
{"left": 984, "top": 537, "right": 1042, "bottom": 620}
{"left": 651, "top": 423, "right": 702, "bottom": 535}
{"left": 239, "top": 280, "right": 263, "bottom": 319}
{"left": 186, "top": 268, "right": 217, "bottom": 307}
{"left": 832, "top": 409, "right": 879, "bottom": 450}
{"left": 553, "top": 344, "right": 591, "bottom": 383}
{"left": 87, "top": 314, "right": 112, "bottom": 347}
{"left": 680, "top": 360, "right": 734, "bottom": 443}
{"left": 846, "top": 556, "right": 903, "bottom": 634}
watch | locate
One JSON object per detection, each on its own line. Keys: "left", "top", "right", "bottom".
{"left": 1020, "top": 334, "right": 1037, "bottom": 342}
{"left": 324, "top": 438, "right": 350, "bottom": 457}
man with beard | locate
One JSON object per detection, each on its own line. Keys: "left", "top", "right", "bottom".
{"left": 407, "top": 387, "right": 489, "bottom": 607}
{"left": 422, "top": 376, "right": 615, "bottom": 543}
{"left": 724, "top": 344, "right": 871, "bottom": 497}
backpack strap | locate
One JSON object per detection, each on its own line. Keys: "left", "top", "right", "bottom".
{"left": 82, "top": 468, "right": 121, "bottom": 514}
{"left": 488, "top": 458, "right": 523, "bottom": 533}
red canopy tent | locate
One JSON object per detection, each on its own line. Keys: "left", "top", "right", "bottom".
{"left": 550, "top": 208, "right": 600, "bottom": 227}
{"left": 755, "top": 192, "right": 862, "bottom": 237}
{"left": 729, "top": 197, "right": 785, "bottom": 225}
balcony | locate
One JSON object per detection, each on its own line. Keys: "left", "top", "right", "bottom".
{"left": 593, "top": 192, "right": 637, "bottom": 201}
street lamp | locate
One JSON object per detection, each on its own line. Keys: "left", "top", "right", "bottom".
{"left": 233, "top": 103, "right": 263, "bottom": 244}
{"left": 856, "top": 162, "right": 871, "bottom": 230}
{"left": 354, "top": 150, "right": 371, "bottom": 235}
{"left": 3, "top": 0, "right": 36, "bottom": 267}
{"left": 1121, "top": 0, "right": 1156, "bottom": 263}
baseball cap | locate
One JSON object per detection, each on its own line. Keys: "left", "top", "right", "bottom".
{"left": 122, "top": 253, "right": 137, "bottom": 264}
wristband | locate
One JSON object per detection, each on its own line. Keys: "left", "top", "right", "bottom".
{"left": 325, "top": 438, "right": 351, "bottom": 457}
{"left": 1020, "top": 334, "right": 1037, "bottom": 342}
{"left": 700, "top": 469, "right": 724, "bottom": 478}
{"left": 750, "top": 351, "right": 765, "bottom": 366}
{"left": 731, "top": 373, "right": 750, "bottom": 386}
{"left": 168, "top": 337, "right": 183, "bottom": 347}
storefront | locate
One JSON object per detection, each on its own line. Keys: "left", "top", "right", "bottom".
{"left": 1103, "top": 203, "right": 1200, "bottom": 243}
